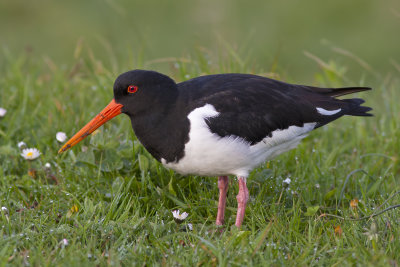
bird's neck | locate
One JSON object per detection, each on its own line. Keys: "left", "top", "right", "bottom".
{"left": 129, "top": 101, "right": 190, "bottom": 163}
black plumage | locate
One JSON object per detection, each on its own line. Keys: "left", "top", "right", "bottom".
{"left": 112, "top": 70, "right": 372, "bottom": 162}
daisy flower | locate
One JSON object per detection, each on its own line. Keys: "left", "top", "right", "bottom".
{"left": 18, "top": 141, "right": 27, "bottom": 149}
{"left": 283, "top": 178, "right": 291, "bottom": 185}
{"left": 56, "top": 132, "right": 67, "bottom": 142}
{"left": 0, "top": 107, "right": 6, "bottom": 117}
{"left": 21, "top": 148, "right": 41, "bottom": 160}
{"left": 172, "top": 210, "right": 188, "bottom": 224}
{"left": 364, "top": 222, "right": 379, "bottom": 241}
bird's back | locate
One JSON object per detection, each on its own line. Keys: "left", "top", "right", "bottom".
{"left": 160, "top": 73, "right": 372, "bottom": 176}
{"left": 176, "top": 73, "right": 371, "bottom": 145}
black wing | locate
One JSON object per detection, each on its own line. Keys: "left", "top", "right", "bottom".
{"left": 178, "top": 74, "right": 372, "bottom": 145}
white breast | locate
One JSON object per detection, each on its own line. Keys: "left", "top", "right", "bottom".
{"left": 162, "top": 104, "right": 316, "bottom": 177}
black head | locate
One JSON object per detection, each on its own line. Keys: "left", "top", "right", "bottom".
{"left": 113, "top": 70, "right": 178, "bottom": 116}
{"left": 58, "top": 69, "right": 178, "bottom": 154}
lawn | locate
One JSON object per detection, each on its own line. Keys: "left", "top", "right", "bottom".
{"left": 0, "top": 47, "right": 399, "bottom": 266}
{"left": 1, "top": 1, "right": 400, "bottom": 265}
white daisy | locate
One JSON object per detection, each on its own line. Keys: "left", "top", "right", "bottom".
{"left": 44, "top": 162, "right": 51, "bottom": 169}
{"left": 283, "top": 178, "right": 291, "bottom": 185}
{"left": 56, "top": 132, "right": 67, "bottom": 142}
{"left": 21, "top": 148, "right": 41, "bottom": 160}
{"left": 18, "top": 141, "right": 27, "bottom": 149}
{"left": 0, "top": 107, "right": 6, "bottom": 117}
{"left": 172, "top": 210, "right": 188, "bottom": 223}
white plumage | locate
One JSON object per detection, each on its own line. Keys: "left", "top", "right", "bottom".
{"left": 163, "top": 104, "right": 316, "bottom": 177}
{"left": 316, "top": 107, "right": 341, "bottom": 116}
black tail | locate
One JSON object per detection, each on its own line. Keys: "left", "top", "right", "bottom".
{"left": 341, "top": 98, "right": 373, "bottom": 117}
{"left": 306, "top": 86, "right": 373, "bottom": 117}
{"left": 308, "top": 86, "right": 373, "bottom": 129}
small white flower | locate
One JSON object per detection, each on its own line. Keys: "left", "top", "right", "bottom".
{"left": 187, "top": 223, "right": 193, "bottom": 231}
{"left": 0, "top": 107, "right": 6, "bottom": 117}
{"left": 62, "top": 239, "right": 68, "bottom": 246}
{"left": 315, "top": 183, "right": 320, "bottom": 189}
{"left": 283, "top": 178, "right": 291, "bottom": 185}
{"left": 56, "top": 132, "right": 67, "bottom": 143}
{"left": 21, "top": 148, "right": 41, "bottom": 160}
{"left": 1, "top": 207, "right": 8, "bottom": 216}
{"left": 363, "top": 222, "right": 379, "bottom": 241}
{"left": 172, "top": 210, "right": 188, "bottom": 222}
{"left": 44, "top": 162, "right": 51, "bottom": 169}
{"left": 18, "top": 141, "right": 27, "bottom": 149}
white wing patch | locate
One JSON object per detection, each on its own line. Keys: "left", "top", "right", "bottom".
{"left": 163, "top": 104, "right": 317, "bottom": 177}
{"left": 316, "top": 107, "right": 341, "bottom": 116}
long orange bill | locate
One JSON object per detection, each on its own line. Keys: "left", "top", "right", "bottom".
{"left": 58, "top": 99, "right": 124, "bottom": 154}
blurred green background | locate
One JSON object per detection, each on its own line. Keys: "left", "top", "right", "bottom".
{"left": 0, "top": 0, "right": 399, "bottom": 83}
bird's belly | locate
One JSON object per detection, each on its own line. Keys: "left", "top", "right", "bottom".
{"left": 162, "top": 134, "right": 252, "bottom": 176}
{"left": 161, "top": 104, "right": 316, "bottom": 177}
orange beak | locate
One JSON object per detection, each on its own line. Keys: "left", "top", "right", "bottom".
{"left": 58, "top": 99, "right": 124, "bottom": 154}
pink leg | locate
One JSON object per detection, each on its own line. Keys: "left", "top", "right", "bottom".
{"left": 216, "top": 176, "right": 229, "bottom": 225}
{"left": 235, "top": 176, "right": 249, "bottom": 228}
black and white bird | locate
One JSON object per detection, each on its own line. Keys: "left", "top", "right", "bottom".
{"left": 59, "top": 70, "right": 372, "bottom": 227}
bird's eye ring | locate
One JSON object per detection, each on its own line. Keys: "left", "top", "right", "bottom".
{"left": 127, "top": 85, "right": 138, "bottom": 94}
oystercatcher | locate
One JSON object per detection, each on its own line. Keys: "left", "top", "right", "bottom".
{"left": 59, "top": 70, "right": 372, "bottom": 227}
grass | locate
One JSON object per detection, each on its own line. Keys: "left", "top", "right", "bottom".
{"left": 0, "top": 47, "right": 399, "bottom": 266}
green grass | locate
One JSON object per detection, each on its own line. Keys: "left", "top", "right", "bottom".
{"left": 0, "top": 48, "right": 399, "bottom": 266}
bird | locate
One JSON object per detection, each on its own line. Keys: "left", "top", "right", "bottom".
{"left": 59, "top": 69, "right": 372, "bottom": 227}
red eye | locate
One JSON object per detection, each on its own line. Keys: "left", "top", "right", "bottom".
{"left": 127, "top": 85, "right": 138, "bottom": 93}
